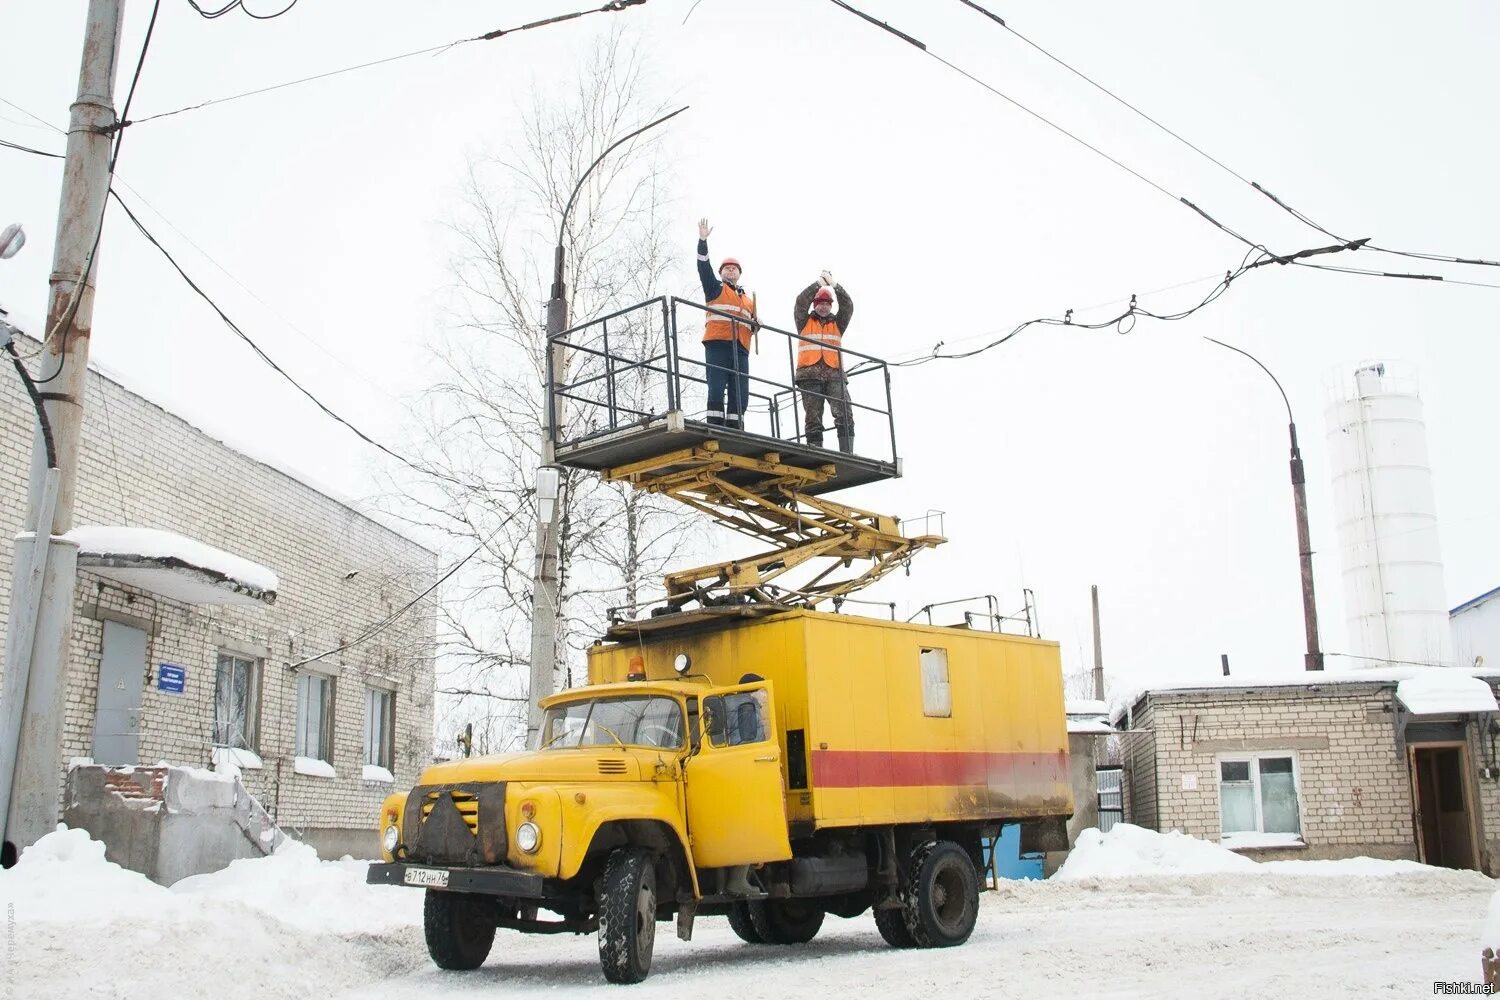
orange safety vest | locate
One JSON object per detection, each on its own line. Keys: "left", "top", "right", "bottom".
{"left": 704, "top": 283, "right": 756, "bottom": 350}
{"left": 797, "top": 315, "right": 842, "bottom": 370}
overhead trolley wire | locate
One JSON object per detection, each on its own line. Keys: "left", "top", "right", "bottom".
{"left": 120, "top": 0, "right": 652, "bottom": 130}
{"left": 821, "top": 0, "right": 1256, "bottom": 252}
{"left": 187, "top": 0, "right": 299, "bottom": 19}
{"left": 107, "top": 187, "right": 475, "bottom": 490}
{"left": 290, "top": 506, "right": 526, "bottom": 670}
{"left": 951, "top": 0, "right": 1500, "bottom": 270}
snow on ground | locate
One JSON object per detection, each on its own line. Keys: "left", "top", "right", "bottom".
{"left": 2, "top": 826, "right": 1493, "bottom": 999}
{"left": 1057, "top": 823, "right": 1438, "bottom": 880}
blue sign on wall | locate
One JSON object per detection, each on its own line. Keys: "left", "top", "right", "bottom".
{"left": 157, "top": 664, "right": 186, "bottom": 694}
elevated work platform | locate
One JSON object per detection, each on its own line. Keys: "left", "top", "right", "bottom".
{"left": 553, "top": 410, "right": 898, "bottom": 496}
{"left": 546, "top": 296, "right": 941, "bottom": 619}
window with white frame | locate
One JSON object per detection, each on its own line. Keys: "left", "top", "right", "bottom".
{"left": 1219, "top": 753, "right": 1302, "bottom": 843}
{"left": 364, "top": 687, "right": 395, "bottom": 771}
{"left": 213, "top": 652, "right": 259, "bottom": 750}
{"left": 919, "top": 647, "right": 952, "bottom": 718}
{"left": 295, "top": 671, "right": 335, "bottom": 762}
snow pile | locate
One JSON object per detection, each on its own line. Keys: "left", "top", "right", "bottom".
{"left": 3, "top": 827, "right": 426, "bottom": 1000}
{"left": 0, "top": 826, "right": 176, "bottom": 923}
{"left": 1057, "top": 824, "right": 1447, "bottom": 881}
{"left": 66, "top": 524, "right": 280, "bottom": 593}
{"left": 1057, "top": 824, "right": 1259, "bottom": 879}
{"left": 174, "top": 839, "right": 421, "bottom": 934}
{"left": 1396, "top": 669, "right": 1500, "bottom": 715}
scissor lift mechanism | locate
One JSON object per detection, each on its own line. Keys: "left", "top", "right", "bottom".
{"left": 546, "top": 296, "right": 944, "bottom": 625}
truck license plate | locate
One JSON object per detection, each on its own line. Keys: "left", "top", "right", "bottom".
{"left": 403, "top": 866, "right": 449, "bottom": 888}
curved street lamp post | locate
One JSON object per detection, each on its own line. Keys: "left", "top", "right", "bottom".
{"left": 526, "top": 107, "right": 689, "bottom": 743}
{"left": 1205, "top": 337, "right": 1325, "bottom": 672}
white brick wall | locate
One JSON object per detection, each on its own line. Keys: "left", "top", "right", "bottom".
{"left": 1, "top": 334, "right": 437, "bottom": 839}
{"left": 1126, "top": 682, "right": 1500, "bottom": 872}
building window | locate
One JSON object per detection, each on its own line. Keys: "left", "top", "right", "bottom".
{"left": 295, "top": 671, "right": 335, "bottom": 762}
{"left": 365, "top": 687, "right": 395, "bottom": 771}
{"left": 213, "top": 653, "right": 259, "bottom": 750}
{"left": 1219, "top": 753, "right": 1302, "bottom": 845}
{"left": 919, "top": 647, "right": 951, "bottom": 718}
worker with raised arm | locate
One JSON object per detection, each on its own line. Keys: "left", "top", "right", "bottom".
{"left": 793, "top": 270, "right": 855, "bottom": 453}
{"left": 697, "top": 217, "right": 757, "bottom": 429}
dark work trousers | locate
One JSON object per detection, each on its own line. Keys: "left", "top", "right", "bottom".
{"left": 797, "top": 362, "right": 854, "bottom": 452}
{"left": 704, "top": 340, "right": 750, "bottom": 429}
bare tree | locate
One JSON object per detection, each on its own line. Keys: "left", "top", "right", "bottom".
{"left": 395, "top": 30, "right": 693, "bottom": 756}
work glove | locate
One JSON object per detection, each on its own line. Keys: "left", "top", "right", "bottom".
{"left": 819, "top": 270, "right": 834, "bottom": 287}
{"left": 699, "top": 218, "right": 713, "bottom": 240}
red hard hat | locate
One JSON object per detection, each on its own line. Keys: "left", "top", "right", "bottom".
{"left": 812, "top": 287, "right": 835, "bottom": 304}
{"left": 719, "top": 257, "right": 741, "bottom": 273}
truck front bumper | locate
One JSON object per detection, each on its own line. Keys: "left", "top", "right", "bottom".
{"left": 366, "top": 862, "right": 544, "bottom": 898}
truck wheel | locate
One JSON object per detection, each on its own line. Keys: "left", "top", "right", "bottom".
{"left": 598, "top": 847, "right": 657, "bottom": 984}
{"left": 727, "top": 901, "right": 765, "bottom": 943}
{"left": 901, "top": 841, "right": 979, "bottom": 948}
{"left": 873, "top": 905, "right": 917, "bottom": 948}
{"left": 749, "top": 899, "right": 825, "bottom": 944}
{"left": 423, "top": 890, "right": 497, "bottom": 970}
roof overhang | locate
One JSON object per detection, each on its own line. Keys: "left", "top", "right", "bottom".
{"left": 68, "top": 526, "right": 278, "bottom": 608}
{"left": 1395, "top": 671, "right": 1499, "bottom": 716}
{"left": 78, "top": 557, "right": 276, "bottom": 607}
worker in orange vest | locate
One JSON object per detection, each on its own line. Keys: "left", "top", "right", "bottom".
{"left": 697, "top": 217, "right": 757, "bottom": 429}
{"left": 793, "top": 271, "right": 854, "bottom": 452}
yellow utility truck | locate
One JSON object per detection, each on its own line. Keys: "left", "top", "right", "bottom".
{"left": 367, "top": 608, "right": 1072, "bottom": 984}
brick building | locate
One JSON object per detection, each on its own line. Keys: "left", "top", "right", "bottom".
{"left": 1, "top": 327, "right": 437, "bottom": 857}
{"left": 1115, "top": 671, "right": 1500, "bottom": 873}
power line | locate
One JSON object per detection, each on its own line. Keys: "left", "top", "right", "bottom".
{"left": 0, "top": 97, "right": 65, "bottom": 135}
{"left": 291, "top": 509, "right": 523, "bottom": 669}
{"left": 952, "top": 0, "right": 1500, "bottom": 271}
{"left": 124, "top": 0, "right": 651, "bottom": 129}
{"left": 1292, "top": 260, "right": 1500, "bottom": 290}
{"left": 106, "top": 187, "right": 468, "bottom": 488}
{"left": 0, "top": 132, "right": 404, "bottom": 399}
{"left": 187, "top": 0, "right": 299, "bottom": 19}
{"left": 889, "top": 237, "right": 1371, "bottom": 368}
{"left": 821, "top": 0, "right": 1255, "bottom": 252}
{"left": 0, "top": 138, "right": 62, "bottom": 159}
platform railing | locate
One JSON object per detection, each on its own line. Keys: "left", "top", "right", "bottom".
{"left": 547, "top": 295, "right": 899, "bottom": 466}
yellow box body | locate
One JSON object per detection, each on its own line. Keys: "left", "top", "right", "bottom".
{"left": 588, "top": 609, "right": 1073, "bottom": 831}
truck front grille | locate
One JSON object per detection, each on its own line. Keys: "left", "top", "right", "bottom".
{"left": 597, "top": 759, "right": 628, "bottom": 775}
{"left": 420, "top": 790, "right": 478, "bottom": 833}
{"left": 402, "top": 782, "right": 505, "bottom": 866}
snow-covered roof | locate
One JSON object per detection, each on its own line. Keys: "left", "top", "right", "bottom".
{"left": 65, "top": 525, "right": 279, "bottom": 607}
{"left": 1395, "top": 671, "right": 1499, "bottom": 715}
{"left": 1109, "top": 667, "right": 1500, "bottom": 724}
{"left": 1066, "top": 699, "right": 1108, "bottom": 716}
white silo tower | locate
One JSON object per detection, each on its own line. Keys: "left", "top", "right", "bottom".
{"left": 1324, "top": 362, "right": 1451, "bottom": 668}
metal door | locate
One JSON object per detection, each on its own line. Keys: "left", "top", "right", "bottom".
{"left": 684, "top": 683, "right": 794, "bottom": 868}
{"left": 1097, "top": 765, "right": 1123, "bottom": 833}
{"left": 92, "top": 621, "right": 146, "bottom": 764}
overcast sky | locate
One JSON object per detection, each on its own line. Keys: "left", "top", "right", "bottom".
{"left": 4, "top": 0, "right": 1498, "bottom": 694}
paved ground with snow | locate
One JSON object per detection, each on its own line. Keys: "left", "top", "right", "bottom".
{"left": 4, "top": 826, "right": 1496, "bottom": 999}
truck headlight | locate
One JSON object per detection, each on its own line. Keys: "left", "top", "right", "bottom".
{"left": 383, "top": 824, "right": 400, "bottom": 854}
{"left": 516, "top": 821, "right": 541, "bottom": 854}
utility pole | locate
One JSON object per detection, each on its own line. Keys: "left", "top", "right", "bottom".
{"left": 525, "top": 107, "right": 687, "bottom": 747}
{"left": 1090, "top": 584, "right": 1105, "bottom": 701}
{"left": 1204, "top": 337, "right": 1324, "bottom": 673}
{"left": 0, "top": 0, "right": 127, "bottom": 858}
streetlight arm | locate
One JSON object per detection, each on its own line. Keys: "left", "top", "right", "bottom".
{"left": 555, "top": 104, "right": 690, "bottom": 268}
{"left": 1203, "top": 336, "right": 1294, "bottom": 429}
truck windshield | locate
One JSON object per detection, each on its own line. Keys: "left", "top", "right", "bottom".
{"left": 539, "top": 696, "right": 685, "bottom": 751}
